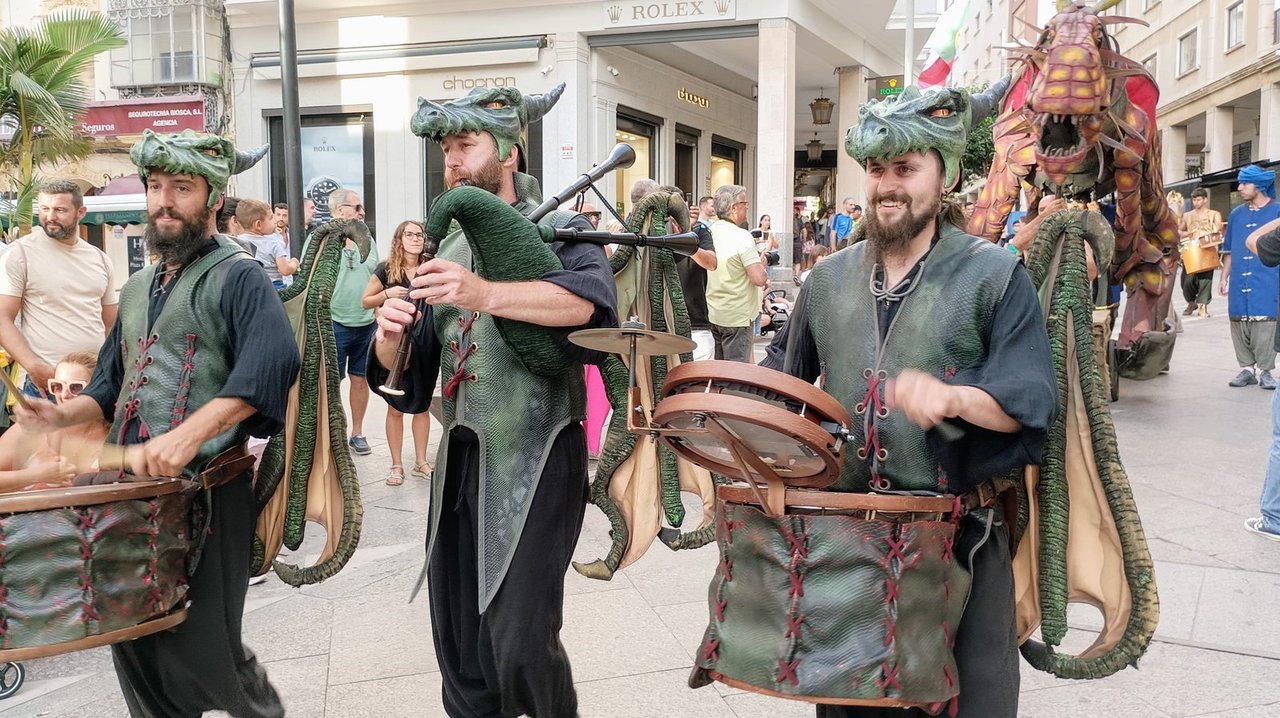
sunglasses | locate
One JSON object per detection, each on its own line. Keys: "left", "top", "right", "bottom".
{"left": 48, "top": 379, "right": 86, "bottom": 397}
{"left": 339, "top": 203, "right": 364, "bottom": 212}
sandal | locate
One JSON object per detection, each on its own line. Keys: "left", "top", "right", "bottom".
{"left": 385, "top": 465, "right": 405, "bottom": 486}
{"left": 412, "top": 461, "right": 433, "bottom": 480}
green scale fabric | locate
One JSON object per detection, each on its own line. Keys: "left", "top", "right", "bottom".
{"left": 111, "top": 236, "right": 250, "bottom": 477}
{"left": 691, "top": 502, "right": 972, "bottom": 706}
{"left": 805, "top": 224, "right": 1019, "bottom": 492}
{"left": 423, "top": 176, "right": 587, "bottom": 613}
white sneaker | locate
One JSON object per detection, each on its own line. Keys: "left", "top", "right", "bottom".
{"left": 248, "top": 572, "right": 269, "bottom": 586}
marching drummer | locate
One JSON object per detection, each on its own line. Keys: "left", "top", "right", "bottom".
{"left": 15, "top": 130, "right": 297, "bottom": 718}
{"left": 761, "top": 87, "right": 1057, "bottom": 717}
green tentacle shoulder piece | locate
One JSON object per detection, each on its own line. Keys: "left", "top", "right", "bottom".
{"left": 1019, "top": 208, "right": 1159, "bottom": 679}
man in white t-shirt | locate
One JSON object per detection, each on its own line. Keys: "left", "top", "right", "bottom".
{"left": 706, "top": 184, "right": 768, "bottom": 362}
{"left": 0, "top": 180, "right": 118, "bottom": 398}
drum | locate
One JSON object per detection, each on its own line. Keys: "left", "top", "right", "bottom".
{"left": 0, "top": 478, "right": 197, "bottom": 661}
{"left": 690, "top": 485, "right": 973, "bottom": 710}
{"left": 653, "top": 361, "right": 852, "bottom": 491}
{"left": 1179, "top": 235, "right": 1221, "bottom": 275}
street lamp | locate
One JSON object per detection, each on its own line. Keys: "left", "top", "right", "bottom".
{"left": 809, "top": 90, "right": 834, "bottom": 125}
{"left": 806, "top": 134, "right": 824, "bottom": 163}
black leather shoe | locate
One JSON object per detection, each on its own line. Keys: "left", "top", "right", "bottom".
{"left": 1230, "top": 369, "right": 1258, "bottom": 387}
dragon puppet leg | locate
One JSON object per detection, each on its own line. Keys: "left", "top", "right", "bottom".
{"left": 252, "top": 220, "right": 367, "bottom": 585}
{"left": 1017, "top": 210, "right": 1159, "bottom": 679}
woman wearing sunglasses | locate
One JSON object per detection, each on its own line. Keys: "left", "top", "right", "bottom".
{"left": 362, "top": 220, "right": 433, "bottom": 486}
{"left": 0, "top": 351, "right": 110, "bottom": 491}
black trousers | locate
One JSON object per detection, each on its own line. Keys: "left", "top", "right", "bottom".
{"left": 112, "top": 477, "right": 283, "bottom": 718}
{"left": 430, "top": 424, "right": 588, "bottom": 718}
{"left": 817, "top": 512, "right": 1019, "bottom": 718}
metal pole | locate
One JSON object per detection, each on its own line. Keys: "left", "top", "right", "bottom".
{"left": 904, "top": 0, "right": 915, "bottom": 84}
{"left": 278, "top": 0, "right": 306, "bottom": 257}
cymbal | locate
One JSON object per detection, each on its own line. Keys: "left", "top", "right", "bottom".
{"left": 569, "top": 327, "right": 697, "bottom": 356}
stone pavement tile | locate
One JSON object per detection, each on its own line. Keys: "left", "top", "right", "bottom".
{"left": 325, "top": 671, "right": 443, "bottom": 718}
{"left": 564, "top": 562, "right": 637, "bottom": 596}
{"left": 576, "top": 667, "right": 738, "bottom": 717}
{"left": 619, "top": 537, "right": 720, "bottom": 609}
{"left": 296, "top": 540, "right": 421, "bottom": 601}
{"left": 366, "top": 473, "right": 432, "bottom": 512}
{"left": 561, "top": 588, "right": 693, "bottom": 683}
{"left": 1063, "top": 559, "right": 1203, "bottom": 642}
{"left": 721, "top": 691, "right": 821, "bottom": 717}
{"left": 238, "top": 654, "right": 328, "bottom": 718}
{"left": 0, "top": 670, "right": 126, "bottom": 717}
{"left": 239, "top": 592, "right": 334, "bottom": 664}
{"left": 1190, "top": 702, "right": 1280, "bottom": 717}
{"left": 1092, "top": 641, "right": 1280, "bottom": 716}
{"left": 1019, "top": 680, "right": 1171, "bottom": 717}
{"left": 327, "top": 590, "right": 437, "bottom": 686}
{"left": 1189, "top": 568, "right": 1280, "bottom": 654}
{"left": 1146, "top": 537, "right": 1234, "bottom": 570}
{"left": 652, "top": 600, "right": 710, "bottom": 662}
{"left": 348, "top": 506, "right": 429, "bottom": 551}
{"left": 1213, "top": 545, "right": 1280, "bottom": 575}
{"left": 14, "top": 643, "right": 112, "bottom": 681}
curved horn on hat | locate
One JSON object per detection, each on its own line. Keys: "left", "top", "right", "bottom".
{"left": 234, "top": 144, "right": 269, "bottom": 174}
{"left": 525, "top": 82, "right": 566, "bottom": 124}
{"left": 970, "top": 74, "right": 1012, "bottom": 125}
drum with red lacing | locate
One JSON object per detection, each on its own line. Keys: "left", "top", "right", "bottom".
{"left": 650, "top": 361, "right": 973, "bottom": 712}
{"left": 0, "top": 478, "right": 197, "bottom": 661}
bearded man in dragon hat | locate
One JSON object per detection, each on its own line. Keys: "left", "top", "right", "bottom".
{"left": 15, "top": 129, "right": 298, "bottom": 717}
{"left": 731, "top": 86, "right": 1058, "bottom": 716}
{"left": 368, "top": 83, "right": 617, "bottom": 717}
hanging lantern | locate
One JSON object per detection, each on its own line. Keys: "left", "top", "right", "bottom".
{"left": 809, "top": 90, "right": 834, "bottom": 125}
{"left": 806, "top": 135, "right": 824, "bottom": 163}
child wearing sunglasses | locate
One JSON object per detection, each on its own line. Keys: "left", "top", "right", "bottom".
{"left": 0, "top": 351, "right": 110, "bottom": 491}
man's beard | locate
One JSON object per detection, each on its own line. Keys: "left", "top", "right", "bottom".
{"left": 445, "top": 157, "right": 503, "bottom": 195}
{"left": 43, "top": 220, "right": 75, "bottom": 240}
{"left": 145, "top": 206, "right": 211, "bottom": 268}
{"left": 863, "top": 191, "right": 940, "bottom": 266}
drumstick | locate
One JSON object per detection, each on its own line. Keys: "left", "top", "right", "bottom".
{"left": 0, "top": 367, "right": 31, "bottom": 412}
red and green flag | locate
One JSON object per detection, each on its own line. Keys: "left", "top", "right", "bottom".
{"left": 918, "top": 0, "right": 972, "bottom": 87}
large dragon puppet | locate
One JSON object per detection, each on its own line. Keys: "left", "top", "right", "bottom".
{"left": 848, "top": 84, "right": 1158, "bottom": 679}
{"left": 572, "top": 189, "right": 717, "bottom": 580}
{"left": 968, "top": 0, "right": 1181, "bottom": 379}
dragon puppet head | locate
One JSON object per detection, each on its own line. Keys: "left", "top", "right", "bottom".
{"left": 131, "top": 129, "right": 268, "bottom": 209}
{"left": 1013, "top": 0, "right": 1151, "bottom": 185}
{"left": 845, "top": 81, "right": 1008, "bottom": 190}
{"left": 410, "top": 83, "right": 565, "bottom": 170}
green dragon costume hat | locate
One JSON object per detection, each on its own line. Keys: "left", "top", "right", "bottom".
{"left": 845, "top": 79, "right": 1009, "bottom": 190}
{"left": 130, "top": 129, "right": 269, "bottom": 209}
{"left": 409, "top": 83, "right": 566, "bottom": 171}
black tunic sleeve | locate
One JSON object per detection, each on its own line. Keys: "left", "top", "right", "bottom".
{"left": 760, "top": 280, "right": 821, "bottom": 382}
{"left": 1257, "top": 227, "right": 1280, "bottom": 267}
{"left": 84, "top": 319, "right": 124, "bottom": 422}
{"left": 929, "top": 265, "right": 1058, "bottom": 490}
{"left": 217, "top": 260, "right": 302, "bottom": 437}
{"left": 366, "top": 305, "right": 441, "bottom": 415}
{"left": 537, "top": 214, "right": 620, "bottom": 366}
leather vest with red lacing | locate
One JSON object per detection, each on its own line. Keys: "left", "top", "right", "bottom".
{"left": 426, "top": 186, "right": 586, "bottom": 614}
{"left": 110, "top": 236, "right": 250, "bottom": 479}
{"left": 805, "top": 223, "right": 1018, "bottom": 493}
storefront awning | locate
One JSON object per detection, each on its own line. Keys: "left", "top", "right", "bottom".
{"left": 1, "top": 193, "right": 148, "bottom": 228}
{"left": 1163, "top": 159, "right": 1280, "bottom": 196}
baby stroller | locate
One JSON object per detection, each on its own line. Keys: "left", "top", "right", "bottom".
{"left": 759, "top": 289, "right": 791, "bottom": 336}
{"left": 0, "top": 662, "right": 24, "bottom": 699}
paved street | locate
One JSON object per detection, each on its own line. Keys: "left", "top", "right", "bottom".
{"left": 3, "top": 298, "right": 1280, "bottom": 717}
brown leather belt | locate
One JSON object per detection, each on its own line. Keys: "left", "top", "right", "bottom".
{"left": 197, "top": 442, "right": 256, "bottom": 490}
{"left": 718, "top": 477, "right": 1017, "bottom": 522}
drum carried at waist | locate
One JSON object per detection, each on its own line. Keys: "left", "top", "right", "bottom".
{"left": 0, "top": 478, "right": 197, "bottom": 661}
{"left": 649, "top": 361, "right": 981, "bottom": 710}
{"left": 1179, "top": 233, "right": 1222, "bottom": 275}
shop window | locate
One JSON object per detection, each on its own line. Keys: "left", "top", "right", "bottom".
{"left": 267, "top": 111, "right": 377, "bottom": 235}
{"left": 1227, "top": 2, "right": 1245, "bottom": 50}
{"left": 616, "top": 111, "right": 658, "bottom": 216}
{"left": 674, "top": 126, "right": 700, "bottom": 205}
{"left": 1177, "top": 29, "right": 1198, "bottom": 76}
{"left": 711, "top": 136, "right": 744, "bottom": 191}
{"left": 1142, "top": 54, "right": 1157, "bottom": 81}
{"left": 1233, "top": 140, "right": 1253, "bottom": 167}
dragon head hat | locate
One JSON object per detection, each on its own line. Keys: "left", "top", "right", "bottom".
{"left": 410, "top": 83, "right": 566, "bottom": 170}
{"left": 847, "top": 86, "right": 967, "bottom": 190}
{"left": 130, "top": 129, "right": 268, "bottom": 209}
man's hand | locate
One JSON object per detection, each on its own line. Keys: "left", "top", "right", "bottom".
{"left": 1219, "top": 276, "right": 1229, "bottom": 296}
{"left": 411, "top": 259, "right": 489, "bottom": 313}
{"left": 885, "top": 369, "right": 958, "bottom": 430}
{"left": 24, "top": 362, "right": 54, "bottom": 399}
{"left": 128, "top": 429, "right": 203, "bottom": 479}
{"left": 374, "top": 297, "right": 418, "bottom": 344}
{"left": 31, "top": 455, "right": 77, "bottom": 485}
{"left": 13, "top": 396, "right": 64, "bottom": 433}
{"left": 384, "top": 285, "right": 410, "bottom": 301}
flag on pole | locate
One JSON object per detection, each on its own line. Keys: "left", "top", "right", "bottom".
{"left": 918, "top": 0, "right": 973, "bottom": 87}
